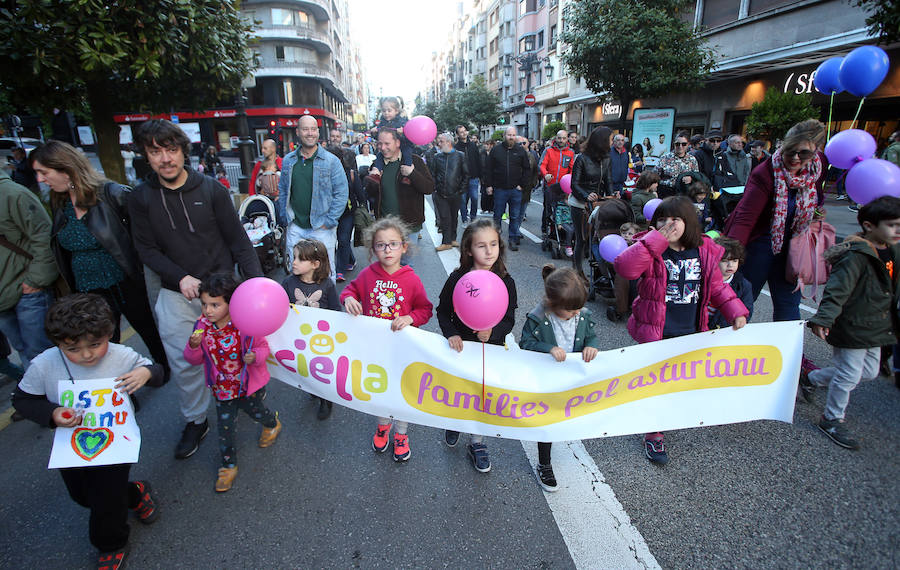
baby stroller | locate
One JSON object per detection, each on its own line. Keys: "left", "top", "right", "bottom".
{"left": 586, "top": 198, "right": 634, "bottom": 301}
{"left": 541, "top": 185, "right": 575, "bottom": 259}
{"left": 239, "top": 195, "right": 285, "bottom": 274}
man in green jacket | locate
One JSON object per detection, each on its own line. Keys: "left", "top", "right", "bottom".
{"left": 0, "top": 170, "right": 57, "bottom": 367}
{"left": 882, "top": 131, "right": 900, "bottom": 168}
{"left": 800, "top": 196, "right": 900, "bottom": 450}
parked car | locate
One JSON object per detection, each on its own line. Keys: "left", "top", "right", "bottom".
{"left": 0, "top": 136, "right": 41, "bottom": 166}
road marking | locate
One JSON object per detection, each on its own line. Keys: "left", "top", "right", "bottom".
{"left": 0, "top": 407, "right": 13, "bottom": 432}
{"left": 424, "top": 197, "right": 659, "bottom": 570}
{"left": 121, "top": 326, "right": 136, "bottom": 343}
{"left": 759, "top": 288, "right": 816, "bottom": 314}
{"left": 501, "top": 218, "right": 542, "bottom": 243}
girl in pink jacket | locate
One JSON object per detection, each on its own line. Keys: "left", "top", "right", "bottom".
{"left": 614, "top": 196, "right": 748, "bottom": 465}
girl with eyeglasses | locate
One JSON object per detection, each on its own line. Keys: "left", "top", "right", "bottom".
{"left": 725, "top": 119, "right": 827, "bottom": 326}
{"left": 339, "top": 216, "right": 433, "bottom": 462}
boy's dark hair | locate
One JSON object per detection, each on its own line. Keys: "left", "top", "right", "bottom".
{"left": 45, "top": 294, "right": 116, "bottom": 344}
{"left": 715, "top": 236, "right": 745, "bottom": 264}
{"left": 635, "top": 169, "right": 660, "bottom": 190}
{"left": 650, "top": 196, "right": 703, "bottom": 249}
{"left": 199, "top": 273, "right": 240, "bottom": 303}
{"left": 858, "top": 196, "right": 900, "bottom": 228}
{"left": 541, "top": 263, "right": 588, "bottom": 311}
{"left": 459, "top": 219, "right": 507, "bottom": 277}
{"left": 619, "top": 222, "right": 642, "bottom": 234}
{"left": 135, "top": 119, "right": 192, "bottom": 159}
{"left": 688, "top": 180, "right": 710, "bottom": 200}
{"left": 292, "top": 239, "right": 332, "bottom": 283}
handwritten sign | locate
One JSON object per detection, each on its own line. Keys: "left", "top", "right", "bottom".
{"left": 267, "top": 308, "right": 803, "bottom": 441}
{"left": 48, "top": 378, "right": 141, "bottom": 469}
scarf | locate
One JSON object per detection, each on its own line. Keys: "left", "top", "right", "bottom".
{"left": 770, "top": 148, "right": 821, "bottom": 254}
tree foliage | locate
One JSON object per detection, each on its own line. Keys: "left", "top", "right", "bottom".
{"left": 745, "top": 87, "right": 820, "bottom": 142}
{"left": 542, "top": 121, "right": 566, "bottom": 140}
{"left": 560, "top": 0, "right": 715, "bottom": 122}
{"left": 852, "top": 0, "right": 900, "bottom": 44}
{"left": 0, "top": 1, "right": 254, "bottom": 181}
{"left": 424, "top": 77, "right": 502, "bottom": 132}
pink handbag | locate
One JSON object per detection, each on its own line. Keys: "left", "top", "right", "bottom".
{"left": 786, "top": 219, "right": 836, "bottom": 300}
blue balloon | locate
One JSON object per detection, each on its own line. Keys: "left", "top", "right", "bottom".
{"left": 839, "top": 45, "right": 890, "bottom": 97}
{"left": 813, "top": 57, "right": 844, "bottom": 94}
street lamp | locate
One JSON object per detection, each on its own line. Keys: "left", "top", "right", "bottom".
{"left": 503, "top": 52, "right": 550, "bottom": 139}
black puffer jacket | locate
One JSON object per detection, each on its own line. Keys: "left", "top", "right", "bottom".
{"left": 427, "top": 150, "right": 469, "bottom": 198}
{"left": 454, "top": 140, "right": 482, "bottom": 179}
{"left": 484, "top": 142, "right": 530, "bottom": 190}
{"left": 571, "top": 153, "right": 612, "bottom": 203}
{"left": 51, "top": 182, "right": 142, "bottom": 291}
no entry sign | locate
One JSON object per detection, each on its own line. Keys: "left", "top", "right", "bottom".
{"left": 525, "top": 94, "right": 536, "bottom": 107}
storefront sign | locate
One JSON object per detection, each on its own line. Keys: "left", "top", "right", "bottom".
{"left": 632, "top": 108, "right": 676, "bottom": 166}
{"left": 602, "top": 102, "right": 622, "bottom": 117}
{"left": 783, "top": 69, "right": 818, "bottom": 94}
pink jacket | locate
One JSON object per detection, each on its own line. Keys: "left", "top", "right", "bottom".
{"left": 183, "top": 317, "right": 271, "bottom": 396}
{"left": 339, "top": 262, "right": 433, "bottom": 326}
{"left": 614, "top": 229, "right": 749, "bottom": 343}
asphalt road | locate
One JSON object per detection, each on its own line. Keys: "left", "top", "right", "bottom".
{"left": 1, "top": 190, "right": 897, "bottom": 569}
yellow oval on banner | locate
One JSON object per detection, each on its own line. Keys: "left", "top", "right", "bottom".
{"left": 401, "top": 346, "right": 782, "bottom": 427}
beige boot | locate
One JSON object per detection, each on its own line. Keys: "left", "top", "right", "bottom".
{"left": 216, "top": 466, "right": 237, "bottom": 492}
{"left": 258, "top": 415, "right": 282, "bottom": 448}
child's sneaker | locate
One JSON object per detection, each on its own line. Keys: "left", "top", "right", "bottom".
{"left": 373, "top": 423, "right": 392, "bottom": 452}
{"left": 336, "top": 272, "right": 345, "bottom": 282}
{"left": 467, "top": 442, "right": 491, "bottom": 473}
{"left": 644, "top": 432, "right": 669, "bottom": 465}
{"left": 444, "top": 429, "right": 460, "bottom": 447}
{"left": 258, "top": 414, "right": 282, "bottom": 448}
{"left": 393, "top": 433, "right": 411, "bottom": 462}
{"left": 131, "top": 481, "right": 158, "bottom": 524}
{"left": 817, "top": 417, "right": 860, "bottom": 449}
{"left": 215, "top": 466, "right": 238, "bottom": 492}
{"left": 797, "top": 371, "right": 816, "bottom": 403}
{"left": 536, "top": 463, "right": 558, "bottom": 492}
{"left": 97, "top": 546, "right": 128, "bottom": 570}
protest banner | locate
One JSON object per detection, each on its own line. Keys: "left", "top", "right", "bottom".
{"left": 267, "top": 308, "right": 803, "bottom": 442}
{"left": 48, "top": 378, "right": 141, "bottom": 469}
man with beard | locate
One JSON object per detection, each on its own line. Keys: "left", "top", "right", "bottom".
{"left": 484, "top": 127, "right": 530, "bottom": 251}
{"left": 454, "top": 124, "right": 482, "bottom": 225}
{"left": 129, "top": 119, "right": 262, "bottom": 460}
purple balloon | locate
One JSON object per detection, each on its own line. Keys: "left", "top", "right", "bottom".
{"left": 599, "top": 234, "right": 627, "bottom": 263}
{"left": 643, "top": 198, "right": 662, "bottom": 221}
{"left": 846, "top": 159, "right": 900, "bottom": 205}
{"left": 814, "top": 57, "right": 844, "bottom": 95}
{"left": 839, "top": 45, "right": 890, "bottom": 97}
{"left": 824, "top": 129, "right": 876, "bottom": 169}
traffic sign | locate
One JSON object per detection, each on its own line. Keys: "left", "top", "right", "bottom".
{"left": 524, "top": 94, "right": 536, "bottom": 107}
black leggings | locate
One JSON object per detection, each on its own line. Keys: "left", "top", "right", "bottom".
{"left": 538, "top": 442, "right": 552, "bottom": 466}
{"left": 216, "top": 389, "right": 277, "bottom": 468}
{"left": 570, "top": 206, "right": 586, "bottom": 273}
{"left": 60, "top": 464, "right": 140, "bottom": 552}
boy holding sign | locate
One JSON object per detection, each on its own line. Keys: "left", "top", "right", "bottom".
{"left": 12, "top": 294, "right": 166, "bottom": 570}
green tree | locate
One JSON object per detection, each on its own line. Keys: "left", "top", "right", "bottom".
{"left": 852, "top": 0, "right": 900, "bottom": 44}
{"left": 745, "top": 87, "right": 820, "bottom": 142}
{"left": 561, "top": 0, "right": 715, "bottom": 124}
{"left": 490, "top": 130, "right": 504, "bottom": 142}
{"left": 434, "top": 90, "right": 468, "bottom": 133}
{"left": 0, "top": 1, "right": 254, "bottom": 182}
{"left": 456, "top": 77, "right": 502, "bottom": 129}
{"left": 542, "top": 121, "right": 566, "bottom": 140}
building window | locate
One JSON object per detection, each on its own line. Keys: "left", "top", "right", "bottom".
{"left": 271, "top": 8, "right": 293, "bottom": 26}
{"left": 275, "top": 45, "right": 316, "bottom": 64}
{"left": 550, "top": 24, "right": 557, "bottom": 46}
{"left": 537, "top": 30, "right": 544, "bottom": 48}
{"left": 749, "top": 0, "right": 797, "bottom": 15}
{"left": 489, "top": 66, "right": 498, "bottom": 81}
{"left": 283, "top": 80, "right": 293, "bottom": 105}
{"left": 519, "top": 0, "right": 537, "bottom": 16}
{"left": 702, "top": 0, "right": 740, "bottom": 28}
{"left": 519, "top": 35, "right": 535, "bottom": 53}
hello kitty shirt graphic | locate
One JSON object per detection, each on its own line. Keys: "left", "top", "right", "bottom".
{"left": 369, "top": 279, "right": 404, "bottom": 319}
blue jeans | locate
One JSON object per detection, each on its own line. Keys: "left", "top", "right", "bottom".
{"left": 335, "top": 210, "right": 356, "bottom": 273}
{"left": 493, "top": 187, "right": 522, "bottom": 243}
{"left": 742, "top": 235, "right": 801, "bottom": 321}
{"left": 0, "top": 290, "right": 53, "bottom": 368}
{"left": 461, "top": 178, "right": 480, "bottom": 222}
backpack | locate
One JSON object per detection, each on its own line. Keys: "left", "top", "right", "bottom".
{"left": 786, "top": 219, "right": 836, "bottom": 300}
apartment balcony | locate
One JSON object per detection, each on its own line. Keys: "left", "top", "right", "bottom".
{"left": 504, "top": 90, "right": 526, "bottom": 109}
{"left": 533, "top": 78, "right": 569, "bottom": 103}
{"left": 254, "top": 25, "right": 332, "bottom": 53}
{"left": 255, "top": 60, "right": 337, "bottom": 83}
{"left": 242, "top": 0, "right": 329, "bottom": 21}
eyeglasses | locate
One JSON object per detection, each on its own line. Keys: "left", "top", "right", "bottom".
{"left": 373, "top": 240, "right": 403, "bottom": 252}
{"left": 709, "top": 137, "right": 723, "bottom": 143}
{"left": 784, "top": 149, "right": 816, "bottom": 160}
{"left": 520, "top": 142, "right": 528, "bottom": 146}
{"left": 674, "top": 142, "right": 689, "bottom": 147}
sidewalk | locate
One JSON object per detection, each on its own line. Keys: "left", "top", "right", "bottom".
{"left": 821, "top": 194, "right": 859, "bottom": 241}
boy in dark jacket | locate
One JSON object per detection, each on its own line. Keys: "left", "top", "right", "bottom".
{"left": 800, "top": 196, "right": 900, "bottom": 449}
{"left": 709, "top": 237, "right": 754, "bottom": 328}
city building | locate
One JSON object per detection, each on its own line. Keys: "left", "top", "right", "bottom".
{"left": 115, "top": 0, "right": 365, "bottom": 157}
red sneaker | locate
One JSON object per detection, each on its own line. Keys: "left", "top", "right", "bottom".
{"left": 393, "top": 433, "right": 411, "bottom": 462}
{"left": 373, "top": 423, "right": 391, "bottom": 452}
{"left": 131, "top": 481, "right": 158, "bottom": 524}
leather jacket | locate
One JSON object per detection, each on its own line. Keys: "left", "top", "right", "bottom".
{"left": 571, "top": 153, "right": 612, "bottom": 203}
{"left": 51, "top": 182, "right": 142, "bottom": 291}
{"left": 428, "top": 150, "right": 469, "bottom": 198}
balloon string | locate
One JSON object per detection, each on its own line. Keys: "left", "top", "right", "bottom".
{"left": 482, "top": 341, "right": 486, "bottom": 404}
{"left": 850, "top": 97, "right": 865, "bottom": 130}
{"left": 826, "top": 92, "right": 834, "bottom": 142}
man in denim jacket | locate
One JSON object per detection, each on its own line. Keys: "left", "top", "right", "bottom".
{"left": 276, "top": 114, "right": 349, "bottom": 278}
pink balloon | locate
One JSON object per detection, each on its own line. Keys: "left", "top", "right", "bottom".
{"left": 404, "top": 116, "right": 437, "bottom": 146}
{"left": 230, "top": 277, "right": 290, "bottom": 337}
{"left": 560, "top": 174, "right": 572, "bottom": 194}
{"left": 599, "top": 234, "right": 627, "bottom": 262}
{"left": 643, "top": 198, "right": 662, "bottom": 221}
{"left": 845, "top": 158, "right": 900, "bottom": 205}
{"left": 824, "top": 129, "right": 876, "bottom": 169}
{"left": 452, "top": 270, "right": 509, "bottom": 332}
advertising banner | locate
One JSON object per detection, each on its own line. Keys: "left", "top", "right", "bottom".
{"left": 632, "top": 108, "right": 676, "bottom": 167}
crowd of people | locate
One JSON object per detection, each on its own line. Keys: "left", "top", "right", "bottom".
{"left": 2, "top": 100, "right": 900, "bottom": 569}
